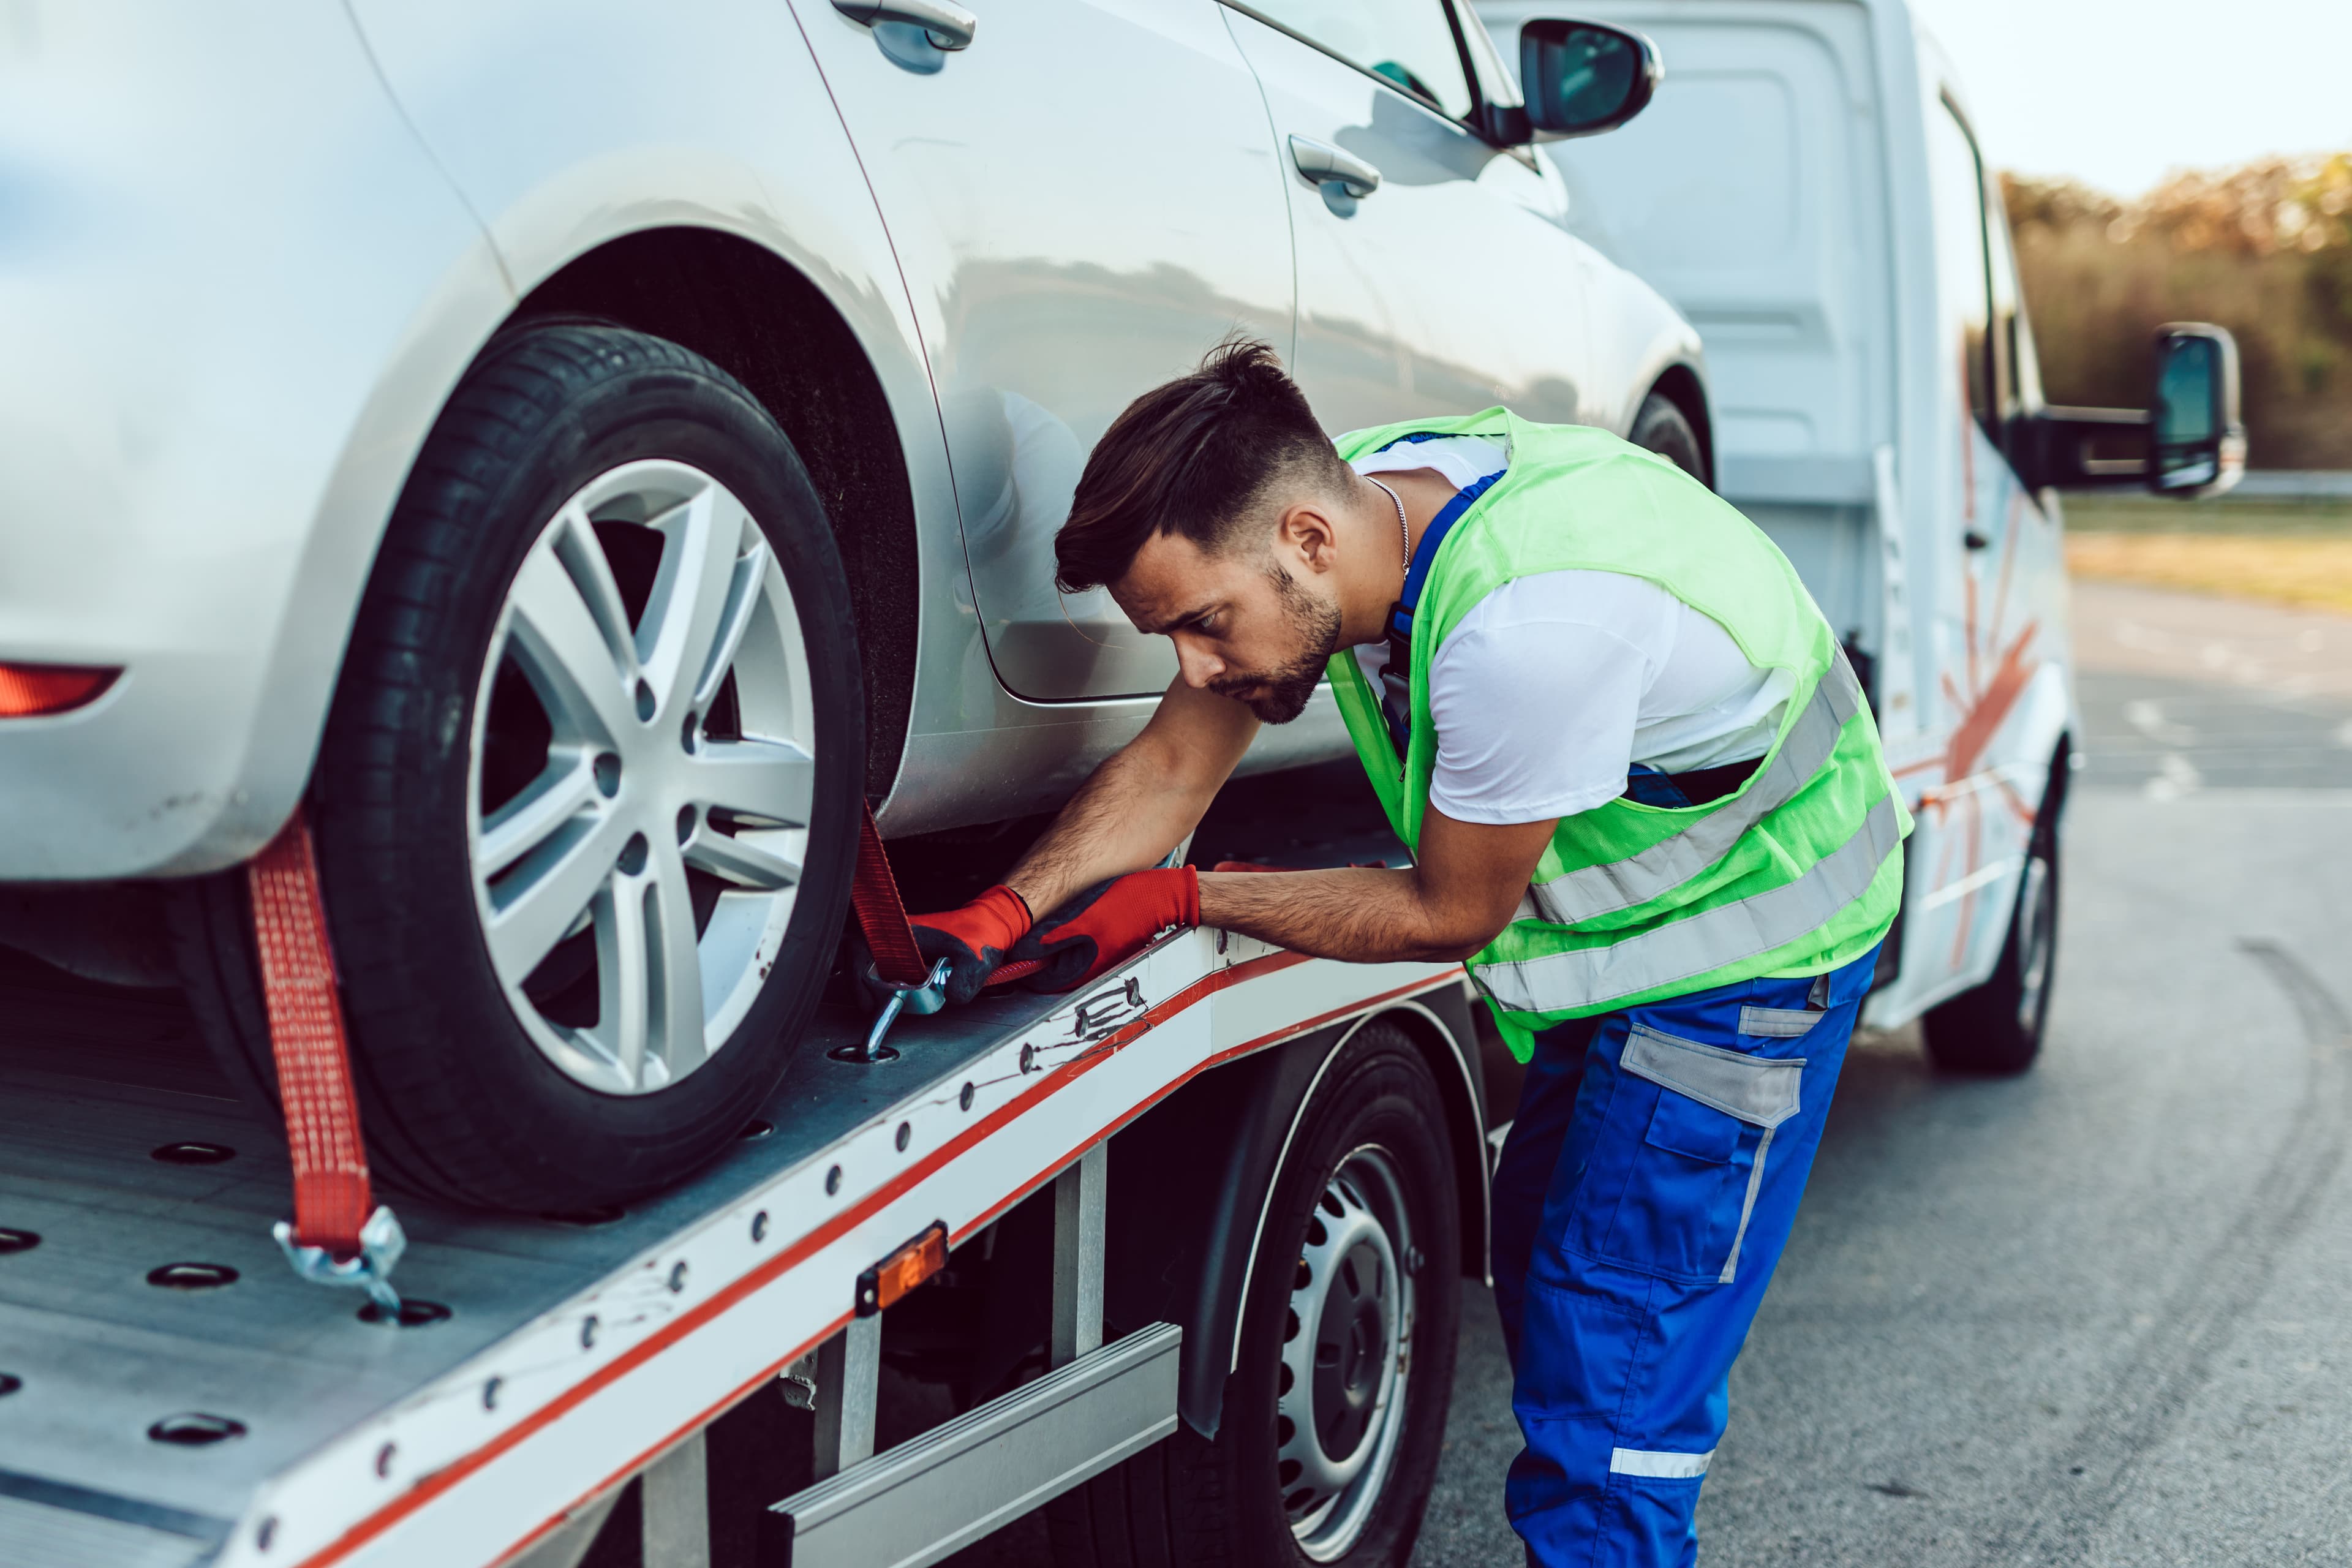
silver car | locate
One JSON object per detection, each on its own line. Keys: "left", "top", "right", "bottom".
{"left": 0, "top": 0, "right": 1703, "bottom": 1208}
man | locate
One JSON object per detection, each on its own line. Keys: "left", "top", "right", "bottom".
{"left": 906, "top": 339, "right": 1909, "bottom": 1565}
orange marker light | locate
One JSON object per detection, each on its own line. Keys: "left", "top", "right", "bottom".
{"left": 856, "top": 1220, "right": 949, "bottom": 1316}
{"left": 0, "top": 663, "right": 120, "bottom": 718}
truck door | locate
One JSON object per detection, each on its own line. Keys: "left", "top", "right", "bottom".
{"left": 1218, "top": 0, "right": 1596, "bottom": 435}
{"left": 789, "top": 0, "right": 1293, "bottom": 701}
{"left": 1916, "top": 93, "right": 2067, "bottom": 992}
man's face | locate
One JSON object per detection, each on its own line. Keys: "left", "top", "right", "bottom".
{"left": 1112, "top": 530, "right": 1341, "bottom": 723}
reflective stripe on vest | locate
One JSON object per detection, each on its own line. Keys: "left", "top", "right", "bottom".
{"left": 1526, "top": 652, "right": 1868, "bottom": 925}
{"left": 1477, "top": 791, "right": 1904, "bottom": 1014}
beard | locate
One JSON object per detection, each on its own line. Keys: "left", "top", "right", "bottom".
{"left": 1209, "top": 566, "right": 1341, "bottom": 724}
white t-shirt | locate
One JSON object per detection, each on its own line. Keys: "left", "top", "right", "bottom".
{"left": 1349, "top": 436, "right": 1792, "bottom": 825}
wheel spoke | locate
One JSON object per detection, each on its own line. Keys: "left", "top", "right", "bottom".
{"left": 476, "top": 755, "right": 600, "bottom": 881}
{"left": 688, "top": 737, "right": 814, "bottom": 827}
{"left": 639, "top": 486, "right": 756, "bottom": 720}
{"left": 692, "top": 540, "right": 769, "bottom": 713}
{"left": 643, "top": 841, "right": 709, "bottom": 1084}
{"left": 551, "top": 505, "right": 639, "bottom": 671}
{"left": 594, "top": 875, "right": 650, "bottom": 1089}
{"left": 482, "top": 809, "right": 631, "bottom": 981}
{"left": 505, "top": 527, "right": 640, "bottom": 747}
{"left": 680, "top": 817, "right": 802, "bottom": 891}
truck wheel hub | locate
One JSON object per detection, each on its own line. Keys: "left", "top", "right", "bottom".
{"left": 1278, "top": 1145, "right": 1415, "bottom": 1561}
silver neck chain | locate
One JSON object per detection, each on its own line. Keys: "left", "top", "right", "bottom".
{"left": 1365, "top": 476, "right": 1412, "bottom": 575}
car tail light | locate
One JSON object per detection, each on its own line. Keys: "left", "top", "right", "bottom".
{"left": 0, "top": 662, "right": 121, "bottom": 718}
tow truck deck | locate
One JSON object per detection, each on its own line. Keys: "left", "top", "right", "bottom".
{"left": 0, "top": 914, "right": 1466, "bottom": 1568}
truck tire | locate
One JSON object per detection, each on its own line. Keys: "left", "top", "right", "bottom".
{"left": 171, "top": 322, "right": 863, "bottom": 1211}
{"left": 1050, "top": 1020, "right": 1460, "bottom": 1567}
{"left": 1629, "top": 390, "right": 1706, "bottom": 481}
{"left": 1921, "top": 817, "right": 2059, "bottom": 1076}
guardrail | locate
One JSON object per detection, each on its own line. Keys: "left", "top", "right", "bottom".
{"left": 2209, "top": 471, "right": 2352, "bottom": 500}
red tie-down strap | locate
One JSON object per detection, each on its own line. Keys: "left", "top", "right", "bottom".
{"left": 851, "top": 799, "right": 934, "bottom": 988}
{"left": 245, "top": 810, "right": 372, "bottom": 1259}
{"left": 851, "top": 801, "right": 1041, "bottom": 991}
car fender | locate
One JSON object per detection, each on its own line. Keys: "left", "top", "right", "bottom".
{"left": 2000, "top": 659, "right": 2073, "bottom": 821}
{"left": 1580, "top": 249, "right": 1709, "bottom": 442}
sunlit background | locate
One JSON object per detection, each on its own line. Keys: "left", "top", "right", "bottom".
{"left": 1908, "top": 0, "right": 2352, "bottom": 197}
{"left": 1898, "top": 0, "right": 2352, "bottom": 619}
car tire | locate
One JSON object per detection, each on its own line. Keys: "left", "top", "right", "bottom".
{"left": 170, "top": 322, "right": 863, "bottom": 1211}
{"left": 1629, "top": 390, "right": 1706, "bottom": 481}
{"left": 1921, "top": 816, "right": 2059, "bottom": 1076}
{"left": 1049, "top": 1020, "right": 1460, "bottom": 1567}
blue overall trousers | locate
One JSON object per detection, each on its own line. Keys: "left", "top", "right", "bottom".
{"left": 1489, "top": 940, "right": 1879, "bottom": 1566}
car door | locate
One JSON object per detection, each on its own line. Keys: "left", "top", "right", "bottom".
{"left": 788, "top": 0, "right": 1293, "bottom": 702}
{"left": 1916, "top": 88, "right": 2065, "bottom": 990}
{"left": 1218, "top": 0, "right": 1596, "bottom": 435}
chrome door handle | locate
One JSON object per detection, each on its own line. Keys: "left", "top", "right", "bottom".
{"left": 832, "top": 0, "right": 977, "bottom": 50}
{"left": 1289, "top": 135, "right": 1381, "bottom": 197}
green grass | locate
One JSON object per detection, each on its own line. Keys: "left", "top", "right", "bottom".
{"left": 2059, "top": 492, "right": 2352, "bottom": 535}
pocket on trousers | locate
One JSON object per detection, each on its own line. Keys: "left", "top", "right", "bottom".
{"left": 1593, "top": 1025, "right": 1803, "bottom": 1283}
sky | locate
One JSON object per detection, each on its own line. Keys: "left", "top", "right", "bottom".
{"left": 1904, "top": 0, "right": 2352, "bottom": 197}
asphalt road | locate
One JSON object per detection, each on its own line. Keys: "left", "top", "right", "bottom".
{"left": 1412, "top": 579, "right": 2352, "bottom": 1566}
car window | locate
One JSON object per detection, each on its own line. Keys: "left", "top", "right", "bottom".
{"left": 1240, "top": 0, "right": 1475, "bottom": 119}
{"left": 1986, "top": 180, "right": 2044, "bottom": 415}
{"left": 1926, "top": 96, "right": 1996, "bottom": 437}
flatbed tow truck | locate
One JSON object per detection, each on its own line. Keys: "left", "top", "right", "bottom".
{"left": 0, "top": 783, "right": 1497, "bottom": 1568}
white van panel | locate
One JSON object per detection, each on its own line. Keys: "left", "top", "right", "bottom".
{"left": 1511, "top": 6, "right": 1889, "bottom": 480}
{"left": 1481, "top": 1, "right": 1893, "bottom": 646}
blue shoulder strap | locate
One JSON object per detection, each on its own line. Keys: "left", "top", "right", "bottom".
{"left": 1376, "top": 457, "right": 1503, "bottom": 759}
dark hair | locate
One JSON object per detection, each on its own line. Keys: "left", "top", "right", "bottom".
{"left": 1055, "top": 337, "right": 1351, "bottom": 593}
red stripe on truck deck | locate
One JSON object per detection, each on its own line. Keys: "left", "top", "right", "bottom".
{"left": 295, "top": 949, "right": 1454, "bottom": 1568}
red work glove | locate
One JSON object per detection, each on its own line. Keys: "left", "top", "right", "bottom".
{"left": 904, "top": 885, "right": 1033, "bottom": 1005}
{"left": 1006, "top": 867, "right": 1200, "bottom": 994}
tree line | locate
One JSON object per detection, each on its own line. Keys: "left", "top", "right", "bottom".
{"left": 2005, "top": 154, "right": 2352, "bottom": 469}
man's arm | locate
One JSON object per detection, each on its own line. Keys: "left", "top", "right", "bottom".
{"left": 1196, "top": 807, "right": 1557, "bottom": 964}
{"left": 1001, "top": 676, "right": 1259, "bottom": 919}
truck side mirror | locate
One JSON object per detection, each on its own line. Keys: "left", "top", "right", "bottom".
{"left": 2014, "top": 320, "right": 2247, "bottom": 496}
{"left": 1517, "top": 20, "right": 1660, "bottom": 140}
{"left": 2149, "top": 323, "right": 2245, "bottom": 497}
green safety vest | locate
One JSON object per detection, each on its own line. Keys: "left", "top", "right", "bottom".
{"left": 1327, "top": 410, "right": 1912, "bottom": 1061}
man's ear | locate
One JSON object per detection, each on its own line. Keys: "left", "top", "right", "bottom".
{"left": 1275, "top": 497, "right": 1340, "bottom": 576}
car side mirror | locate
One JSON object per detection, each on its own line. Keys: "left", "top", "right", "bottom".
{"left": 1517, "top": 19, "right": 1660, "bottom": 140}
{"left": 2149, "top": 323, "right": 2245, "bottom": 497}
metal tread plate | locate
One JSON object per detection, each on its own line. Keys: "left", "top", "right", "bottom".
{"left": 0, "top": 933, "right": 1455, "bottom": 1568}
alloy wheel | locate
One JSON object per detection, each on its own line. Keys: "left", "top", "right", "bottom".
{"left": 466, "top": 459, "right": 817, "bottom": 1096}
{"left": 1277, "top": 1145, "right": 1416, "bottom": 1561}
